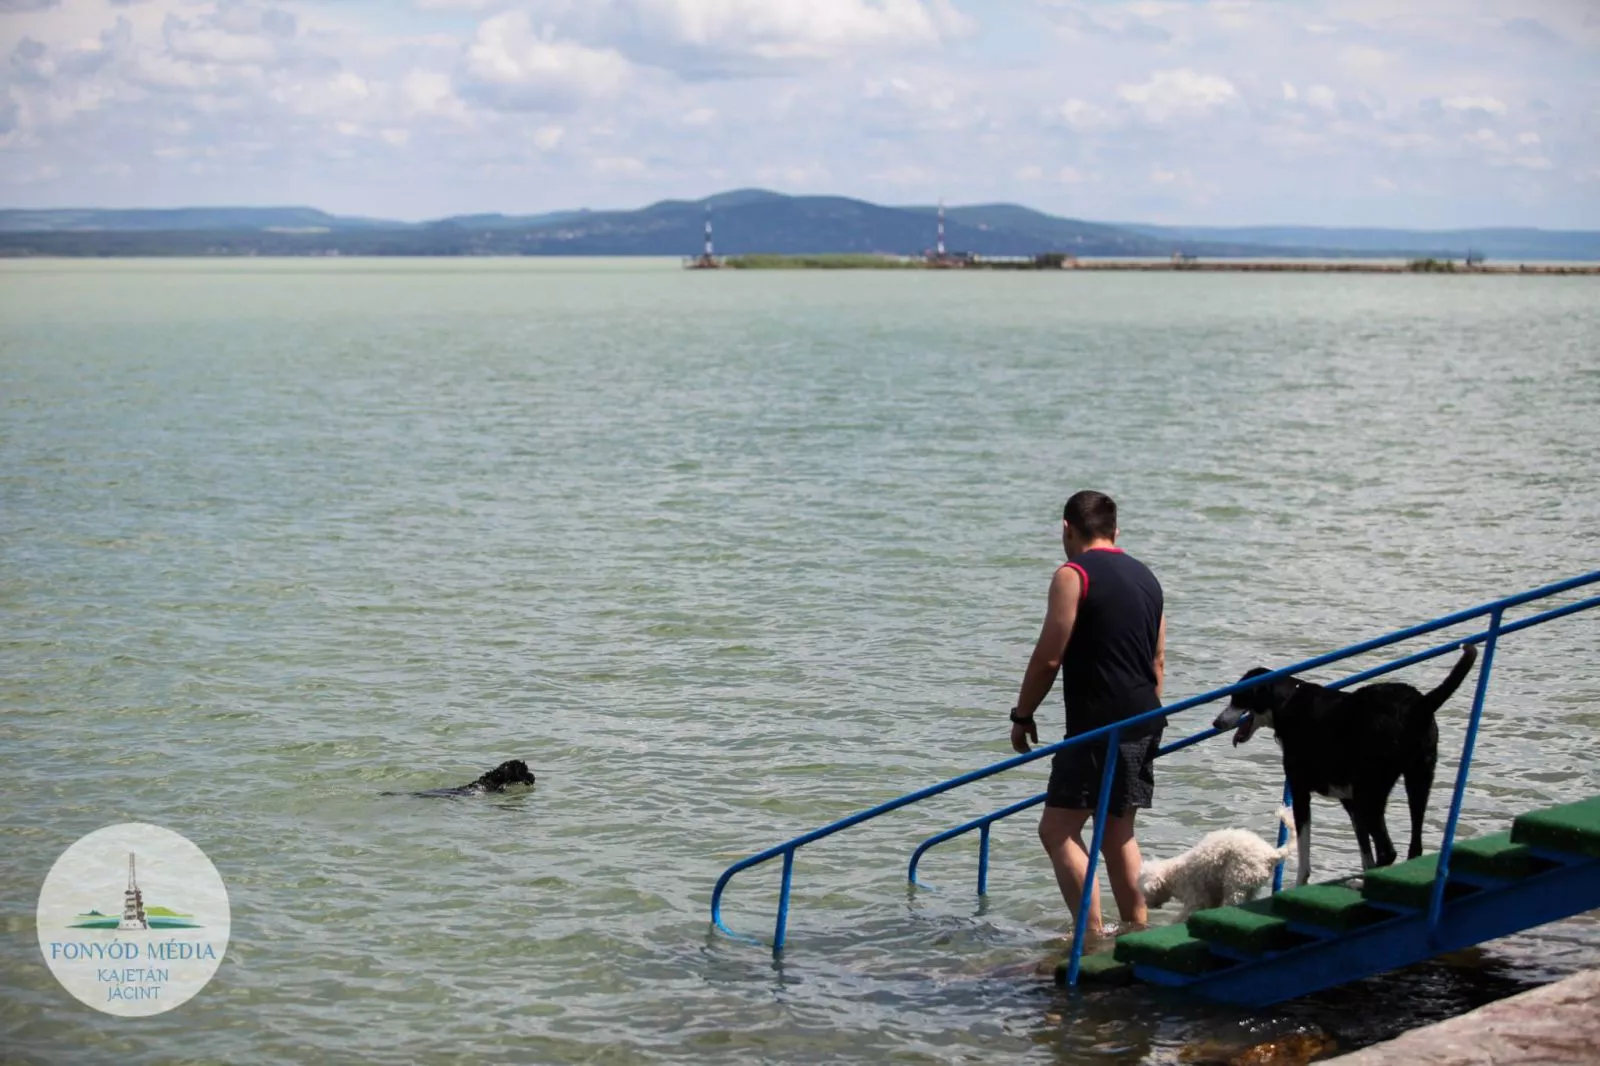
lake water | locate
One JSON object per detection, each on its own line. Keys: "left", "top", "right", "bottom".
{"left": 2, "top": 258, "right": 1597, "bottom": 1065}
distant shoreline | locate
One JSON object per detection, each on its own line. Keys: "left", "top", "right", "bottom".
{"left": 711, "top": 254, "right": 1600, "bottom": 275}
{"left": 2, "top": 253, "right": 1597, "bottom": 275}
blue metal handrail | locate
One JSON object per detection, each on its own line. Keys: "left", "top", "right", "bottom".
{"left": 910, "top": 590, "right": 1600, "bottom": 894}
{"left": 710, "top": 570, "right": 1600, "bottom": 971}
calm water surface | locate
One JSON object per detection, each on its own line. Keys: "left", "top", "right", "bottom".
{"left": 2, "top": 259, "right": 1598, "bottom": 1064}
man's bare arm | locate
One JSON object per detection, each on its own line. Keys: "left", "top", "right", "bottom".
{"left": 1015, "top": 565, "right": 1081, "bottom": 719}
{"left": 1154, "top": 613, "right": 1167, "bottom": 701}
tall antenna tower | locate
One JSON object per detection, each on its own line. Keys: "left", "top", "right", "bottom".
{"left": 936, "top": 198, "right": 946, "bottom": 259}
{"left": 704, "top": 206, "right": 714, "bottom": 260}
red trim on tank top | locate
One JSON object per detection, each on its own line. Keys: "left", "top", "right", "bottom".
{"left": 1063, "top": 561, "right": 1089, "bottom": 600}
{"left": 1086, "top": 546, "right": 1124, "bottom": 554}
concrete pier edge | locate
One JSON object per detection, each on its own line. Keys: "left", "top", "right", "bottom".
{"left": 1329, "top": 968, "right": 1600, "bottom": 1064}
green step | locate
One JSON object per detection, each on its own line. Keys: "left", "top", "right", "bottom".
{"left": 1113, "top": 922, "right": 1228, "bottom": 976}
{"left": 1451, "top": 831, "right": 1537, "bottom": 879}
{"left": 1512, "top": 796, "right": 1600, "bottom": 859}
{"left": 1361, "top": 854, "right": 1476, "bottom": 909}
{"left": 1269, "top": 883, "right": 1387, "bottom": 932}
{"left": 1056, "top": 951, "right": 1134, "bottom": 987}
{"left": 1187, "top": 896, "right": 1303, "bottom": 955}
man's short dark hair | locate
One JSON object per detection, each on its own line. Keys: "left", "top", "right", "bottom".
{"left": 1063, "top": 491, "right": 1117, "bottom": 539}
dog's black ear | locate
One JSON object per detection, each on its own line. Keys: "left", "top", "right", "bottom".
{"left": 1233, "top": 667, "right": 1297, "bottom": 714}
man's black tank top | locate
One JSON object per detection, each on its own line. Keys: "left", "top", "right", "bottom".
{"left": 1059, "top": 547, "right": 1164, "bottom": 738}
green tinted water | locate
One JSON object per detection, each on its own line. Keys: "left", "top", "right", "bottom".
{"left": 2, "top": 259, "right": 1598, "bottom": 1064}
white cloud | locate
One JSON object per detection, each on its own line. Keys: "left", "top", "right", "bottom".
{"left": 1517, "top": 131, "right": 1540, "bottom": 146}
{"left": 867, "top": 162, "right": 934, "bottom": 185}
{"left": 402, "top": 69, "right": 468, "bottom": 120}
{"left": 163, "top": 25, "right": 278, "bottom": 67}
{"left": 756, "top": 160, "right": 832, "bottom": 185}
{"left": 1305, "top": 84, "right": 1337, "bottom": 112}
{"left": 1015, "top": 162, "right": 1044, "bottom": 181}
{"left": 681, "top": 106, "right": 716, "bottom": 125}
{"left": 1459, "top": 126, "right": 1555, "bottom": 171}
{"left": 1338, "top": 45, "right": 1393, "bottom": 77}
{"left": 462, "top": 12, "right": 633, "bottom": 109}
{"left": 592, "top": 154, "right": 645, "bottom": 176}
{"left": 1117, "top": 69, "right": 1236, "bottom": 122}
{"left": 1044, "top": 0, "right": 1174, "bottom": 44}
{"left": 1442, "top": 95, "right": 1508, "bottom": 115}
{"left": 1057, "top": 97, "right": 1113, "bottom": 130}
{"left": 507, "top": 0, "right": 974, "bottom": 73}
{"left": 1282, "top": 81, "right": 1298, "bottom": 101}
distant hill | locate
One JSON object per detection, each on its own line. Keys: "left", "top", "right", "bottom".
{"left": 428, "top": 210, "right": 591, "bottom": 230}
{"left": 0, "top": 206, "right": 403, "bottom": 233}
{"left": 0, "top": 191, "right": 1253, "bottom": 257}
{"left": 1117, "top": 223, "right": 1600, "bottom": 262}
{"left": 1, "top": 192, "right": 1595, "bottom": 259}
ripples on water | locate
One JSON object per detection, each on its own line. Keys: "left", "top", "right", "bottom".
{"left": 1, "top": 260, "right": 1597, "bottom": 1065}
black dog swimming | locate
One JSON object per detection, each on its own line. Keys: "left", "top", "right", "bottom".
{"left": 386, "top": 759, "right": 537, "bottom": 798}
{"left": 1212, "top": 646, "right": 1477, "bottom": 885}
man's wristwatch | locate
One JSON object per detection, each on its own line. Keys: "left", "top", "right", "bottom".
{"left": 1009, "top": 707, "right": 1034, "bottom": 724}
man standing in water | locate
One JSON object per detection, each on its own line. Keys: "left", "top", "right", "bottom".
{"left": 1009, "top": 490, "right": 1166, "bottom": 938}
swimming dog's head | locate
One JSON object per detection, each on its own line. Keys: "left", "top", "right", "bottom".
{"left": 1212, "top": 668, "right": 1300, "bottom": 746}
{"left": 474, "top": 759, "right": 537, "bottom": 791}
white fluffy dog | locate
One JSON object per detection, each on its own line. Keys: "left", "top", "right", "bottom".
{"left": 1139, "top": 809, "right": 1297, "bottom": 919}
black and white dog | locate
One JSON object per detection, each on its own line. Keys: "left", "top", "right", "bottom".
{"left": 386, "top": 759, "right": 537, "bottom": 798}
{"left": 1213, "top": 646, "right": 1477, "bottom": 885}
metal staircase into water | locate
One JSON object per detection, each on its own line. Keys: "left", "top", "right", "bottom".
{"left": 1076, "top": 796, "right": 1600, "bottom": 1005}
{"left": 709, "top": 570, "right": 1600, "bottom": 1007}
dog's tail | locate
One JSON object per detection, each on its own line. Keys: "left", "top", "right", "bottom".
{"left": 1271, "top": 806, "right": 1298, "bottom": 862}
{"left": 1412, "top": 644, "right": 1479, "bottom": 719}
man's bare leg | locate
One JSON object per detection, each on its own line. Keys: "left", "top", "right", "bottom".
{"left": 1038, "top": 806, "right": 1102, "bottom": 937}
{"left": 1098, "top": 811, "right": 1148, "bottom": 929}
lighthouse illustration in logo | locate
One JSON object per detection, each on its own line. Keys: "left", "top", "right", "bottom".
{"left": 118, "top": 853, "right": 148, "bottom": 931}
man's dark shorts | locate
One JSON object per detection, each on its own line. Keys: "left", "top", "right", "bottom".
{"left": 1045, "top": 728, "right": 1163, "bottom": 815}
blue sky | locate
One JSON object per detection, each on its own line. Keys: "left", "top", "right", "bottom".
{"left": 2, "top": 0, "right": 1597, "bottom": 227}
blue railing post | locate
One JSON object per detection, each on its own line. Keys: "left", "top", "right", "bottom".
{"left": 908, "top": 792, "right": 1048, "bottom": 889}
{"left": 1066, "top": 727, "right": 1121, "bottom": 987}
{"left": 774, "top": 848, "right": 796, "bottom": 953}
{"left": 1428, "top": 607, "right": 1503, "bottom": 940}
{"left": 1272, "top": 777, "right": 1293, "bottom": 894}
{"left": 977, "top": 823, "right": 991, "bottom": 896}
